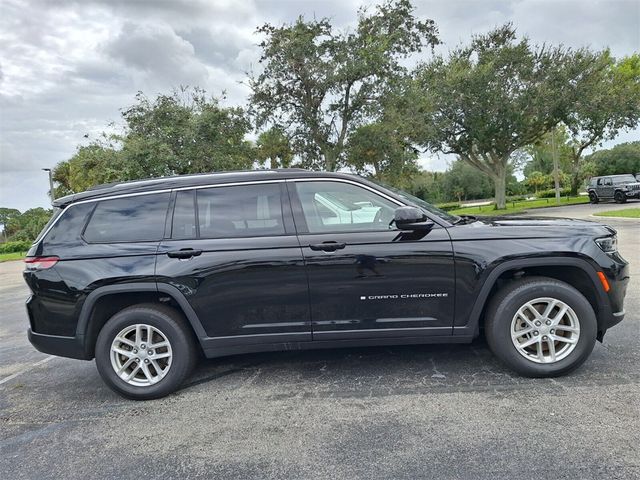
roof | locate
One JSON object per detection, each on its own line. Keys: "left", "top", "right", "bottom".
{"left": 52, "top": 169, "right": 361, "bottom": 207}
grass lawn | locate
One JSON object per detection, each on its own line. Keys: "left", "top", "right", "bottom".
{"left": 448, "top": 196, "right": 589, "bottom": 216}
{"left": 593, "top": 208, "right": 640, "bottom": 218}
{"left": 0, "top": 251, "right": 26, "bottom": 262}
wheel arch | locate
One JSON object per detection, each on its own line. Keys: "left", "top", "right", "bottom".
{"left": 467, "top": 257, "right": 610, "bottom": 336}
{"left": 77, "top": 283, "right": 207, "bottom": 358}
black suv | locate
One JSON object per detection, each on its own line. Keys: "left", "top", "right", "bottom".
{"left": 587, "top": 174, "right": 640, "bottom": 203}
{"left": 25, "top": 170, "right": 629, "bottom": 399}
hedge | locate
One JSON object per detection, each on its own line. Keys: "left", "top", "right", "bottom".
{"left": 0, "top": 240, "right": 32, "bottom": 254}
{"left": 536, "top": 188, "right": 572, "bottom": 198}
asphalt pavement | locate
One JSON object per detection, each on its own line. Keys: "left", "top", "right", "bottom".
{"left": 1, "top": 202, "right": 638, "bottom": 479}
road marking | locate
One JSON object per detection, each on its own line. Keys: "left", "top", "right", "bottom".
{"left": 0, "top": 356, "right": 55, "bottom": 386}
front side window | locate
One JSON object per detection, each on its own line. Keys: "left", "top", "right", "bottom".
{"left": 84, "top": 193, "right": 170, "bottom": 243}
{"left": 294, "top": 181, "right": 397, "bottom": 233}
{"left": 196, "top": 184, "right": 285, "bottom": 238}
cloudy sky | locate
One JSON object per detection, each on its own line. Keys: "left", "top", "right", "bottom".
{"left": 1, "top": 0, "right": 639, "bottom": 211}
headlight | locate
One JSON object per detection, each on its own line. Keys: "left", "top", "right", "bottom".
{"left": 595, "top": 235, "right": 618, "bottom": 253}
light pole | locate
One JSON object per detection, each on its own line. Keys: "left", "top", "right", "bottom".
{"left": 42, "top": 168, "right": 55, "bottom": 201}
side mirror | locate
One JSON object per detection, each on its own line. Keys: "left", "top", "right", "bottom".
{"left": 393, "top": 206, "right": 434, "bottom": 231}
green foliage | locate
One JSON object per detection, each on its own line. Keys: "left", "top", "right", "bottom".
{"left": 585, "top": 141, "right": 640, "bottom": 176}
{"left": 0, "top": 240, "right": 32, "bottom": 253}
{"left": 256, "top": 127, "right": 294, "bottom": 168}
{"left": 563, "top": 53, "right": 640, "bottom": 194}
{"left": 536, "top": 188, "right": 572, "bottom": 198}
{"left": 3, "top": 208, "right": 53, "bottom": 241}
{"left": 0, "top": 208, "right": 21, "bottom": 230}
{"left": 347, "top": 122, "right": 420, "bottom": 186}
{"left": 249, "top": 0, "right": 439, "bottom": 171}
{"left": 53, "top": 88, "right": 254, "bottom": 194}
{"left": 524, "top": 126, "right": 573, "bottom": 177}
{"left": 441, "top": 159, "right": 493, "bottom": 202}
{"left": 409, "top": 24, "right": 574, "bottom": 209}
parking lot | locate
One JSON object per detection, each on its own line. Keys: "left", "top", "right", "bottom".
{"left": 1, "top": 202, "right": 638, "bottom": 480}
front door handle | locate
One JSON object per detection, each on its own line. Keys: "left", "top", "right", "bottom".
{"left": 167, "top": 248, "right": 202, "bottom": 259}
{"left": 309, "top": 241, "right": 346, "bottom": 252}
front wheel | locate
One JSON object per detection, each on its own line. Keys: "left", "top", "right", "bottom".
{"left": 485, "top": 277, "right": 597, "bottom": 377}
{"left": 614, "top": 191, "right": 627, "bottom": 204}
{"left": 588, "top": 191, "right": 598, "bottom": 204}
{"left": 95, "top": 304, "right": 198, "bottom": 400}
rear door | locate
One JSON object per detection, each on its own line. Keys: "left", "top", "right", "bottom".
{"left": 289, "top": 179, "right": 455, "bottom": 341}
{"left": 155, "top": 181, "right": 311, "bottom": 348}
{"left": 600, "top": 177, "right": 614, "bottom": 198}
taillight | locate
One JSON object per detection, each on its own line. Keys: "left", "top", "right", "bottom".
{"left": 24, "top": 256, "right": 59, "bottom": 270}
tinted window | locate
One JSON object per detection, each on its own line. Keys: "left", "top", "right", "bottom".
{"left": 612, "top": 175, "right": 636, "bottom": 184}
{"left": 172, "top": 190, "right": 197, "bottom": 239}
{"left": 84, "top": 193, "right": 170, "bottom": 243}
{"left": 197, "top": 184, "right": 285, "bottom": 238}
{"left": 604, "top": 178, "right": 612, "bottom": 186}
{"left": 43, "top": 203, "right": 94, "bottom": 247}
{"left": 295, "top": 181, "right": 397, "bottom": 233}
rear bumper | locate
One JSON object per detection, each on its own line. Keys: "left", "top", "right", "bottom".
{"left": 28, "top": 329, "right": 91, "bottom": 360}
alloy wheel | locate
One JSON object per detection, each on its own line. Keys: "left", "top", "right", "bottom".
{"left": 110, "top": 324, "right": 173, "bottom": 386}
{"left": 510, "top": 297, "right": 580, "bottom": 364}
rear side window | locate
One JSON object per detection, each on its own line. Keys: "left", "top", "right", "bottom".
{"left": 196, "top": 184, "right": 285, "bottom": 238}
{"left": 84, "top": 193, "right": 170, "bottom": 243}
{"left": 172, "top": 190, "right": 197, "bottom": 240}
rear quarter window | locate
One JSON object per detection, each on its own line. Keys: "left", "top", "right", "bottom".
{"left": 83, "top": 193, "right": 171, "bottom": 243}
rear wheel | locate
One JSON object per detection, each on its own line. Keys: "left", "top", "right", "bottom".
{"left": 95, "top": 304, "right": 197, "bottom": 400}
{"left": 614, "top": 191, "right": 627, "bottom": 204}
{"left": 485, "top": 277, "right": 597, "bottom": 377}
{"left": 588, "top": 191, "right": 599, "bottom": 204}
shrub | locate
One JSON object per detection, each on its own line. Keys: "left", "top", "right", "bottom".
{"left": 437, "top": 201, "right": 461, "bottom": 211}
{"left": 0, "top": 240, "right": 32, "bottom": 254}
{"left": 536, "top": 188, "right": 572, "bottom": 198}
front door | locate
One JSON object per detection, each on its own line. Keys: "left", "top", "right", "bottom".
{"left": 155, "top": 181, "right": 311, "bottom": 349}
{"left": 289, "top": 179, "right": 455, "bottom": 341}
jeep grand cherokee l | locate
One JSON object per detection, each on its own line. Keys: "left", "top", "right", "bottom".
{"left": 24, "top": 169, "right": 629, "bottom": 400}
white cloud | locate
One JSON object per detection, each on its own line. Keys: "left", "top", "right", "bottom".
{"left": 0, "top": 0, "right": 638, "bottom": 211}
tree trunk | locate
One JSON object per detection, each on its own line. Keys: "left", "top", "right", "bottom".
{"left": 570, "top": 162, "right": 581, "bottom": 196}
{"left": 324, "top": 150, "right": 337, "bottom": 171}
{"left": 493, "top": 167, "right": 507, "bottom": 210}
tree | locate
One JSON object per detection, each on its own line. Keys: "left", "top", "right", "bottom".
{"left": 53, "top": 88, "right": 255, "bottom": 194}
{"left": 563, "top": 53, "right": 640, "bottom": 194}
{"left": 441, "top": 159, "right": 493, "bottom": 202}
{"left": 409, "top": 25, "right": 580, "bottom": 209}
{"left": 0, "top": 207, "right": 21, "bottom": 240}
{"left": 523, "top": 126, "right": 572, "bottom": 177}
{"left": 53, "top": 142, "right": 124, "bottom": 196}
{"left": 256, "top": 127, "right": 293, "bottom": 168}
{"left": 525, "top": 171, "right": 551, "bottom": 194}
{"left": 249, "top": 0, "right": 439, "bottom": 171}
{"left": 585, "top": 141, "right": 640, "bottom": 176}
{"left": 346, "top": 121, "right": 419, "bottom": 185}
{"left": 4, "top": 208, "right": 53, "bottom": 241}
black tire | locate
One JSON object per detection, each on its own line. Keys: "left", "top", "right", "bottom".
{"left": 614, "top": 191, "right": 627, "bottom": 204}
{"left": 485, "top": 277, "right": 597, "bottom": 377}
{"left": 588, "top": 191, "right": 599, "bottom": 204}
{"left": 95, "top": 304, "right": 198, "bottom": 400}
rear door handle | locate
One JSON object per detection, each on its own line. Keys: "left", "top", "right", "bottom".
{"left": 309, "top": 241, "right": 346, "bottom": 252}
{"left": 167, "top": 248, "right": 202, "bottom": 259}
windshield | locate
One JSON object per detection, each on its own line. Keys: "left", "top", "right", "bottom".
{"left": 368, "top": 179, "right": 460, "bottom": 224}
{"left": 613, "top": 175, "right": 637, "bottom": 184}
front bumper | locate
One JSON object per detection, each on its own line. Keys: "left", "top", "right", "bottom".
{"left": 28, "top": 329, "right": 91, "bottom": 360}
